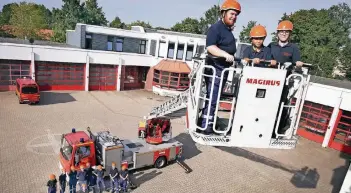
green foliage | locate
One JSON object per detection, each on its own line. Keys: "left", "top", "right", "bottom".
{"left": 9, "top": 2, "right": 47, "bottom": 39}
{"left": 0, "top": 3, "right": 18, "bottom": 25}
{"left": 82, "top": 0, "right": 107, "bottom": 26}
{"left": 239, "top": 21, "right": 257, "bottom": 43}
{"left": 127, "top": 20, "right": 152, "bottom": 30}
{"left": 171, "top": 17, "right": 201, "bottom": 34}
{"left": 199, "top": 5, "right": 220, "bottom": 34}
{"left": 109, "top": 16, "right": 126, "bottom": 29}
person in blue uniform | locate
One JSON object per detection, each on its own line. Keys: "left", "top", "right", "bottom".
{"left": 119, "top": 166, "right": 129, "bottom": 192}
{"left": 268, "top": 20, "right": 303, "bottom": 69}
{"left": 47, "top": 174, "right": 57, "bottom": 193}
{"left": 77, "top": 165, "right": 87, "bottom": 192}
{"left": 199, "top": 0, "right": 242, "bottom": 135}
{"left": 93, "top": 165, "right": 105, "bottom": 191}
{"left": 109, "top": 162, "right": 119, "bottom": 192}
{"left": 243, "top": 25, "right": 276, "bottom": 67}
{"left": 84, "top": 162, "right": 95, "bottom": 192}
{"left": 58, "top": 170, "right": 66, "bottom": 193}
{"left": 268, "top": 20, "right": 304, "bottom": 135}
{"left": 68, "top": 166, "right": 77, "bottom": 193}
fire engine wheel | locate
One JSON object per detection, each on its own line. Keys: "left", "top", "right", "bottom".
{"left": 154, "top": 156, "right": 167, "bottom": 169}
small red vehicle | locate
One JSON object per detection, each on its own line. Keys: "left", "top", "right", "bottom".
{"left": 15, "top": 77, "right": 40, "bottom": 104}
{"left": 138, "top": 117, "right": 172, "bottom": 144}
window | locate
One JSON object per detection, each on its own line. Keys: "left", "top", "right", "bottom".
{"left": 177, "top": 44, "right": 184, "bottom": 60}
{"left": 107, "top": 36, "right": 113, "bottom": 51}
{"left": 124, "top": 66, "right": 139, "bottom": 83}
{"left": 85, "top": 34, "right": 92, "bottom": 49}
{"left": 186, "top": 45, "right": 194, "bottom": 61}
{"left": 61, "top": 138, "right": 73, "bottom": 161}
{"left": 140, "top": 40, "right": 146, "bottom": 54}
{"left": 116, "top": 38, "right": 123, "bottom": 52}
{"left": 153, "top": 69, "right": 189, "bottom": 91}
{"left": 168, "top": 43, "right": 175, "bottom": 59}
{"left": 158, "top": 41, "right": 167, "bottom": 58}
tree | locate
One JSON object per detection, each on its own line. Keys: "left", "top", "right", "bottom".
{"left": 171, "top": 17, "right": 201, "bottom": 34}
{"left": 0, "top": 3, "right": 19, "bottom": 25}
{"left": 239, "top": 21, "right": 257, "bottom": 43}
{"left": 127, "top": 20, "right": 152, "bottom": 29}
{"left": 199, "top": 5, "right": 221, "bottom": 34}
{"left": 82, "top": 0, "right": 107, "bottom": 26}
{"left": 51, "top": 0, "right": 85, "bottom": 42}
{"left": 9, "top": 2, "right": 47, "bottom": 39}
{"left": 273, "top": 7, "right": 350, "bottom": 78}
{"left": 109, "top": 16, "right": 126, "bottom": 29}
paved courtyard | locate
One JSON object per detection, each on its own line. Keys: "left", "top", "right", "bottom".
{"left": 0, "top": 90, "right": 349, "bottom": 193}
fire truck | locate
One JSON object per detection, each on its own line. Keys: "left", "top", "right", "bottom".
{"left": 146, "top": 43, "right": 312, "bottom": 150}
{"left": 58, "top": 119, "right": 183, "bottom": 176}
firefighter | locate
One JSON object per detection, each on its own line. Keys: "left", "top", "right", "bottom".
{"left": 93, "top": 165, "right": 105, "bottom": 191}
{"left": 68, "top": 166, "right": 77, "bottom": 193}
{"left": 268, "top": 20, "right": 304, "bottom": 135}
{"left": 243, "top": 25, "right": 276, "bottom": 67}
{"left": 77, "top": 165, "right": 87, "bottom": 192}
{"left": 109, "top": 162, "right": 119, "bottom": 192}
{"left": 58, "top": 169, "right": 67, "bottom": 193}
{"left": 268, "top": 20, "right": 303, "bottom": 68}
{"left": 119, "top": 165, "right": 129, "bottom": 192}
{"left": 47, "top": 174, "right": 57, "bottom": 193}
{"left": 84, "top": 162, "right": 95, "bottom": 192}
{"left": 199, "top": 0, "right": 241, "bottom": 135}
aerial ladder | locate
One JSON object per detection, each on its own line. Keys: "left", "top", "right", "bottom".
{"left": 145, "top": 50, "right": 312, "bottom": 150}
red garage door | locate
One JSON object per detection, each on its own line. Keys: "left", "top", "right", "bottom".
{"left": 0, "top": 60, "right": 31, "bottom": 91}
{"left": 296, "top": 100, "right": 334, "bottom": 144}
{"left": 35, "top": 62, "right": 85, "bottom": 91}
{"left": 329, "top": 110, "right": 351, "bottom": 154}
{"left": 89, "top": 64, "right": 117, "bottom": 91}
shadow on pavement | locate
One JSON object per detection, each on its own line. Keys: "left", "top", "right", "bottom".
{"left": 217, "top": 146, "right": 320, "bottom": 189}
{"left": 36, "top": 92, "right": 76, "bottom": 106}
{"left": 331, "top": 150, "right": 351, "bottom": 192}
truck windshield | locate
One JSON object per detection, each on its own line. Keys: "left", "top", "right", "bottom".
{"left": 22, "top": 86, "right": 38, "bottom": 94}
{"left": 61, "top": 138, "right": 73, "bottom": 161}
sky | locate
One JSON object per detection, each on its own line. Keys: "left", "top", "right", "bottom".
{"left": 1, "top": 0, "right": 351, "bottom": 44}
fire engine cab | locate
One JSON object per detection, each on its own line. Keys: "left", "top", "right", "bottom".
{"left": 59, "top": 125, "right": 183, "bottom": 176}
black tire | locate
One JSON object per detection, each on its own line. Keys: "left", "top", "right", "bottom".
{"left": 154, "top": 156, "right": 167, "bottom": 168}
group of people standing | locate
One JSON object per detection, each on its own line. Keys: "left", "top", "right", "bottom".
{"left": 47, "top": 162, "right": 129, "bottom": 193}
{"left": 199, "top": 0, "right": 305, "bottom": 135}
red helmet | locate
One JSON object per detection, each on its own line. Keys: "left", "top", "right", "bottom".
{"left": 221, "top": 0, "right": 241, "bottom": 14}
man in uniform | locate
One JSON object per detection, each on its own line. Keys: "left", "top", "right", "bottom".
{"left": 58, "top": 169, "right": 67, "bottom": 193}
{"left": 268, "top": 20, "right": 303, "bottom": 69}
{"left": 268, "top": 20, "right": 304, "bottom": 135}
{"left": 199, "top": 0, "right": 242, "bottom": 135}
{"left": 77, "top": 165, "right": 87, "bottom": 192}
{"left": 109, "top": 162, "right": 119, "bottom": 193}
{"left": 119, "top": 166, "right": 129, "bottom": 192}
{"left": 47, "top": 174, "right": 57, "bottom": 193}
{"left": 93, "top": 165, "right": 105, "bottom": 191}
{"left": 68, "top": 166, "right": 77, "bottom": 193}
{"left": 243, "top": 25, "right": 276, "bottom": 67}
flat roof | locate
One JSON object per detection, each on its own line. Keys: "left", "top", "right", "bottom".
{"left": 0, "top": 37, "right": 79, "bottom": 48}
{"left": 16, "top": 78, "right": 36, "bottom": 85}
{"left": 310, "top": 75, "right": 351, "bottom": 90}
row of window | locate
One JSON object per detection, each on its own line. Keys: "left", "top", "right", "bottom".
{"left": 152, "top": 70, "right": 189, "bottom": 90}
{"left": 159, "top": 42, "right": 194, "bottom": 61}
{"left": 84, "top": 33, "right": 202, "bottom": 61}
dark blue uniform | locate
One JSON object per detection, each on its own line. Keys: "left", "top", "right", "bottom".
{"left": 201, "top": 20, "right": 237, "bottom": 133}
{"left": 68, "top": 171, "right": 77, "bottom": 193}
{"left": 77, "top": 170, "right": 87, "bottom": 191}
{"left": 59, "top": 173, "right": 66, "bottom": 193}
{"left": 243, "top": 46, "right": 272, "bottom": 67}
{"left": 109, "top": 168, "right": 119, "bottom": 191}
{"left": 94, "top": 169, "right": 105, "bottom": 190}
{"left": 47, "top": 179, "right": 57, "bottom": 193}
{"left": 119, "top": 169, "right": 129, "bottom": 191}
{"left": 268, "top": 42, "right": 301, "bottom": 68}
{"left": 85, "top": 167, "right": 95, "bottom": 190}
{"left": 268, "top": 42, "right": 301, "bottom": 134}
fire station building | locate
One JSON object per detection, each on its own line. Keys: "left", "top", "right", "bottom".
{"left": 0, "top": 23, "right": 350, "bottom": 155}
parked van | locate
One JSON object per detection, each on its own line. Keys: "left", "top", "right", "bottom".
{"left": 15, "top": 77, "right": 40, "bottom": 104}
